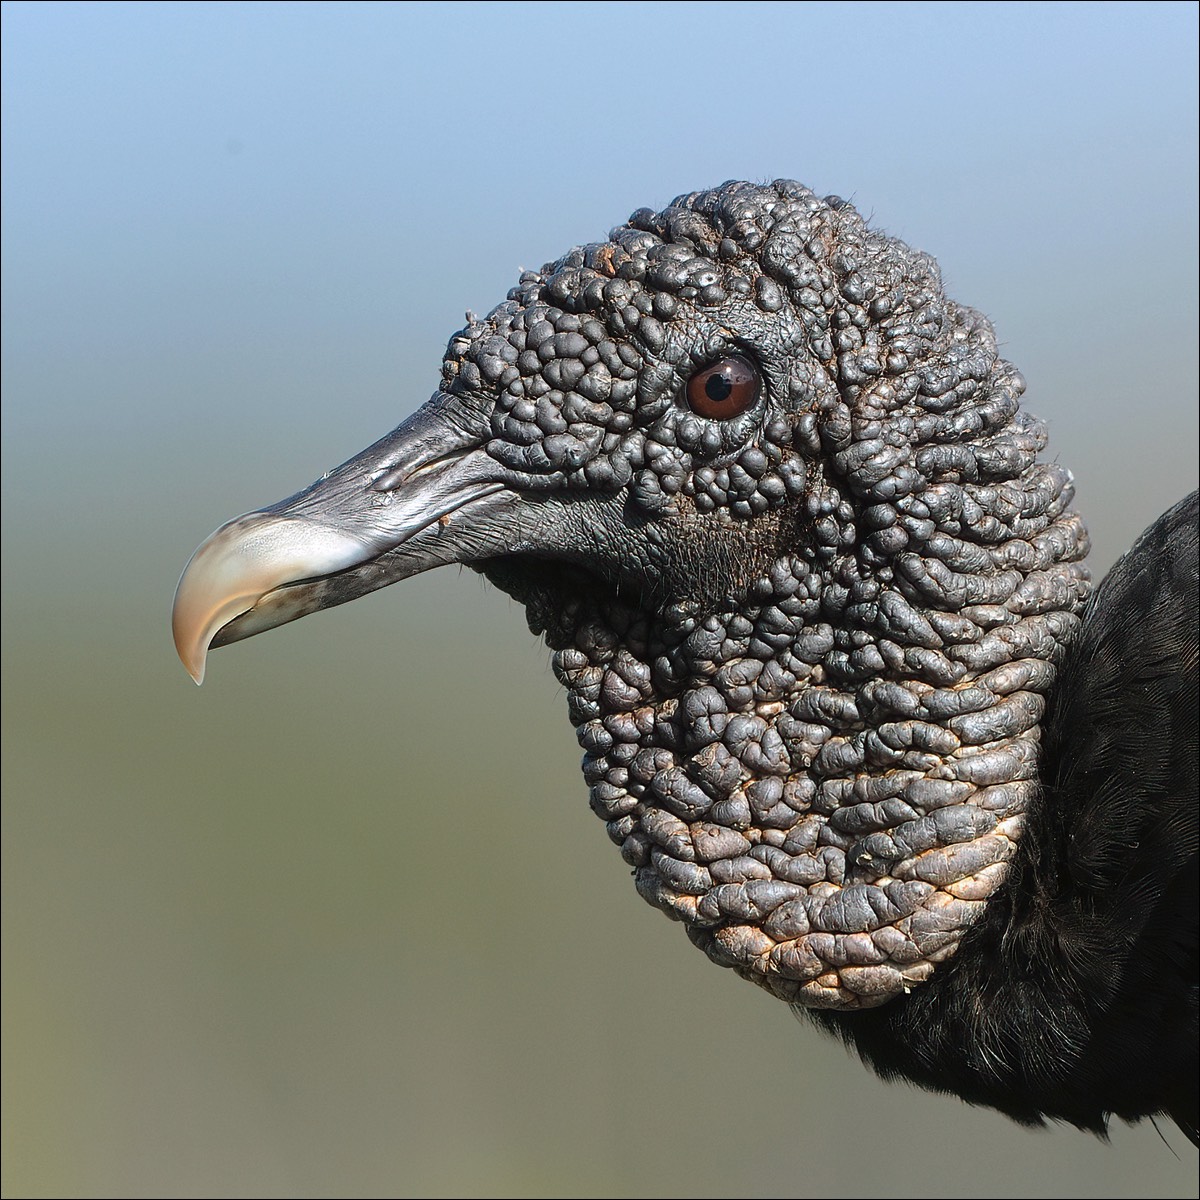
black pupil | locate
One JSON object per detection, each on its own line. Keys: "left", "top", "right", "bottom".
{"left": 705, "top": 371, "right": 733, "bottom": 402}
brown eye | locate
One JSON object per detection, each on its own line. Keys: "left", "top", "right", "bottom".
{"left": 685, "top": 355, "right": 761, "bottom": 419}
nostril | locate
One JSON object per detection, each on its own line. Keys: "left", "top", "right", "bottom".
{"left": 372, "top": 467, "right": 406, "bottom": 492}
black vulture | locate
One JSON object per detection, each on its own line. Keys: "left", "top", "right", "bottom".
{"left": 173, "top": 180, "right": 1198, "bottom": 1143}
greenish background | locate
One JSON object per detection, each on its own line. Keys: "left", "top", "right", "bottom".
{"left": 3, "top": 2, "right": 1197, "bottom": 1196}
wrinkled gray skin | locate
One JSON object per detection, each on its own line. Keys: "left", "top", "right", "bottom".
{"left": 181, "top": 180, "right": 1092, "bottom": 1011}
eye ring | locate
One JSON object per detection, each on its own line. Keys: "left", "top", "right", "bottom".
{"left": 685, "top": 355, "right": 761, "bottom": 420}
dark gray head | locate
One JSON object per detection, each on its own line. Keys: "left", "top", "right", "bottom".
{"left": 174, "top": 179, "right": 1091, "bottom": 1009}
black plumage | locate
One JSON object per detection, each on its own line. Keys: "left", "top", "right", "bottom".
{"left": 173, "top": 180, "right": 1199, "bottom": 1143}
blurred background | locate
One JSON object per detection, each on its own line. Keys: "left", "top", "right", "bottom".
{"left": 3, "top": 2, "right": 1197, "bottom": 1197}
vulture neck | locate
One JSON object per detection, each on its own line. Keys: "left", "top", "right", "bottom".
{"left": 500, "top": 477, "right": 1091, "bottom": 1010}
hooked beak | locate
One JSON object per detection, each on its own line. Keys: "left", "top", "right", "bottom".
{"left": 172, "top": 397, "right": 517, "bottom": 684}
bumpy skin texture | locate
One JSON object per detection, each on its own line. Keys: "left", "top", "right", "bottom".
{"left": 440, "top": 180, "right": 1092, "bottom": 1009}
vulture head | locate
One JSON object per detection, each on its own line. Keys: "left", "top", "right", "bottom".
{"left": 176, "top": 181, "right": 1196, "bottom": 1138}
{"left": 175, "top": 179, "right": 1091, "bottom": 1008}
